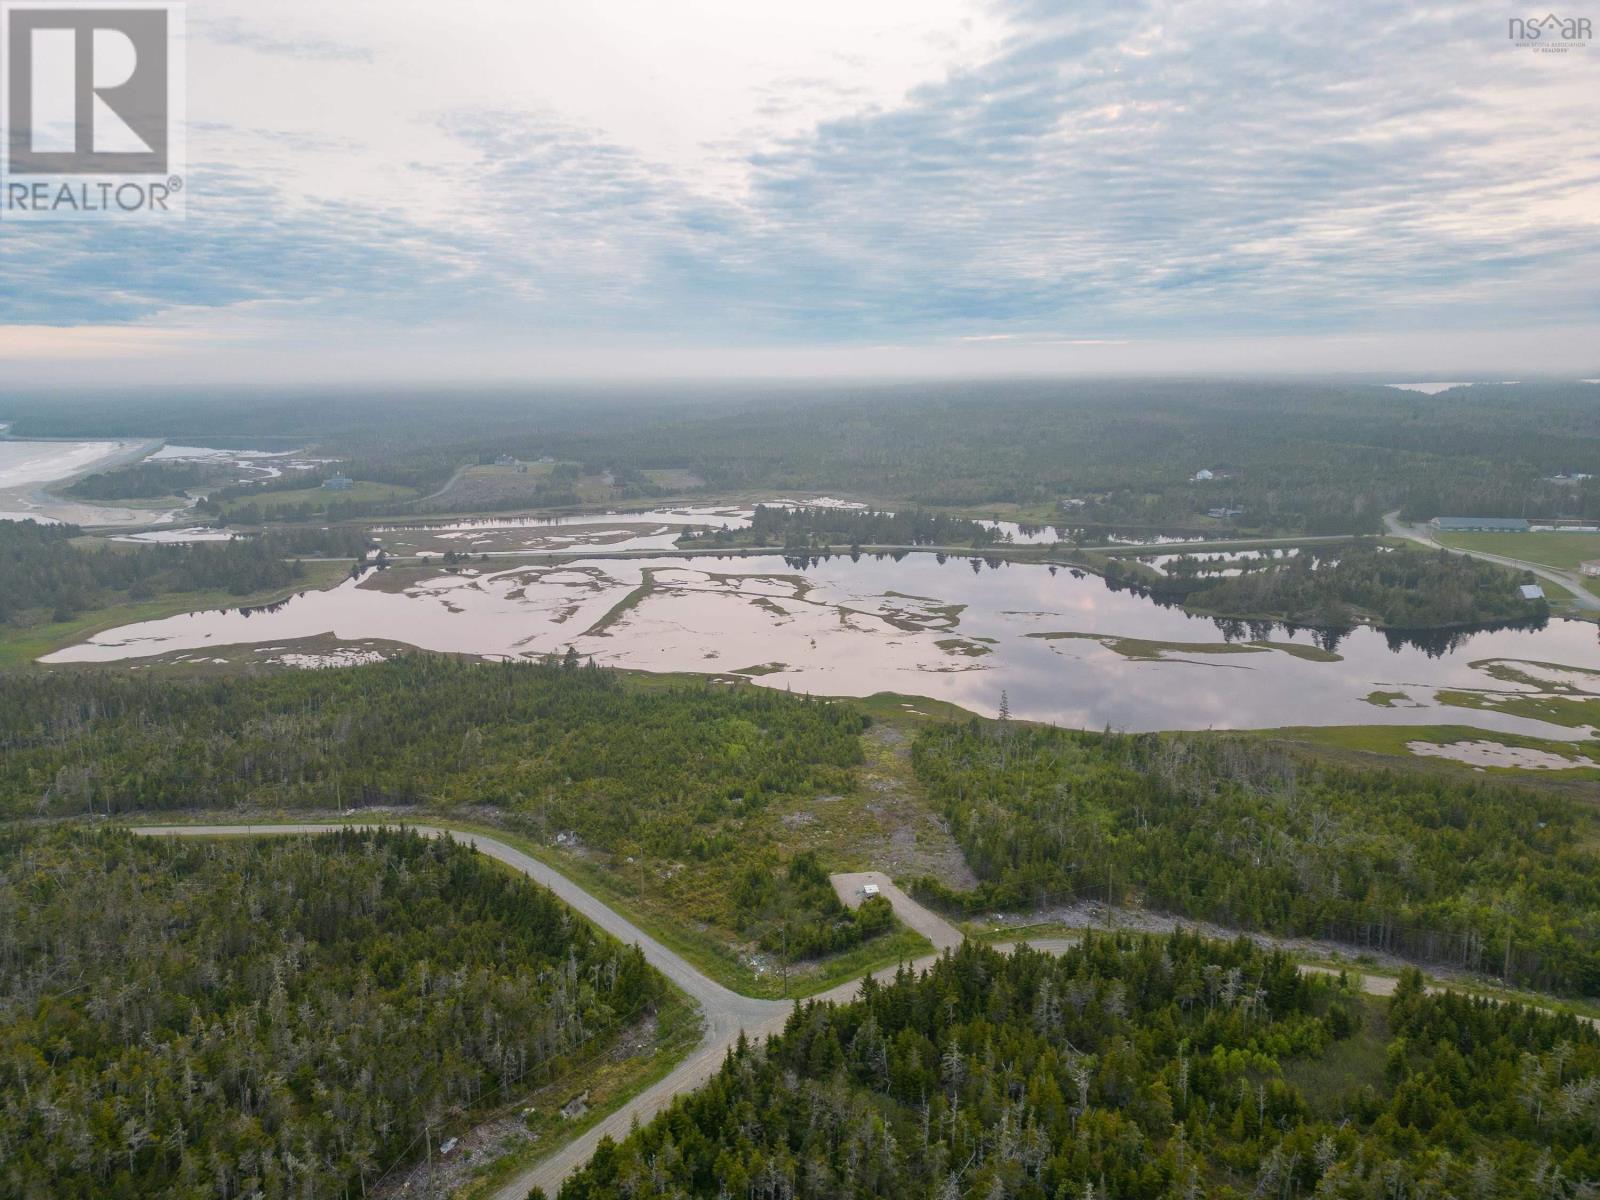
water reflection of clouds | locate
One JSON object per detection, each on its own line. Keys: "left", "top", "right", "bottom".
{"left": 41, "top": 551, "right": 1600, "bottom": 740}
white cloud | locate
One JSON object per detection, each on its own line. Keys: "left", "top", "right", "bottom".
{"left": 1, "top": 0, "right": 1596, "bottom": 381}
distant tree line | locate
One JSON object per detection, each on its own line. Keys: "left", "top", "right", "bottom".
{"left": 0, "top": 521, "right": 297, "bottom": 625}
{"left": 15, "top": 379, "right": 1600, "bottom": 535}
{"left": 681, "top": 505, "right": 1005, "bottom": 552}
{"left": 1106, "top": 544, "right": 1548, "bottom": 630}
{"left": 0, "top": 520, "right": 372, "bottom": 626}
{"left": 64, "top": 461, "right": 219, "bottom": 500}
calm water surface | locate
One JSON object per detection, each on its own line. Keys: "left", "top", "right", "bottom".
{"left": 42, "top": 551, "right": 1600, "bottom": 737}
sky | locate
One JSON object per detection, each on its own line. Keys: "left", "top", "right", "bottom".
{"left": 1, "top": 0, "right": 1597, "bottom": 384}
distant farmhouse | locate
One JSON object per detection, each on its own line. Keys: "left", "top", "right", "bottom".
{"left": 1430, "top": 516, "right": 1528, "bottom": 533}
{"left": 1519, "top": 584, "right": 1546, "bottom": 601}
{"left": 1584, "top": 560, "right": 1600, "bottom": 578}
{"left": 1547, "top": 471, "right": 1594, "bottom": 486}
{"left": 1192, "top": 469, "right": 1214, "bottom": 482}
{"left": 323, "top": 474, "right": 354, "bottom": 491}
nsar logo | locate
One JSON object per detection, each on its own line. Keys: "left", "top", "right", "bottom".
{"left": 1508, "top": 12, "right": 1592, "bottom": 51}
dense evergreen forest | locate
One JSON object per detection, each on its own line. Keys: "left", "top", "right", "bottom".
{"left": 555, "top": 935, "right": 1600, "bottom": 1200}
{"left": 1116, "top": 545, "right": 1550, "bottom": 629}
{"left": 205, "top": 494, "right": 400, "bottom": 526}
{"left": 909, "top": 724, "right": 1600, "bottom": 995}
{"left": 0, "top": 658, "right": 861, "bottom": 824}
{"left": 680, "top": 506, "right": 1005, "bottom": 552}
{"left": 0, "top": 521, "right": 310, "bottom": 625}
{"left": 7, "top": 658, "right": 1596, "bottom": 988}
{"left": 64, "top": 460, "right": 220, "bottom": 500}
{"left": 0, "top": 826, "right": 666, "bottom": 1200}
{"left": 0, "top": 658, "right": 880, "bottom": 960}
{"left": 9, "top": 379, "right": 1600, "bottom": 533}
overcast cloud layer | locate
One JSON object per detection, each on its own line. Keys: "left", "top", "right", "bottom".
{"left": 1, "top": 0, "right": 1596, "bottom": 382}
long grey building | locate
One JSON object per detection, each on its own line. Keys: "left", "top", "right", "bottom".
{"left": 1429, "top": 516, "right": 1529, "bottom": 533}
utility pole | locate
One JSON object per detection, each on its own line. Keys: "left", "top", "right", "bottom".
{"left": 1106, "top": 863, "right": 1114, "bottom": 930}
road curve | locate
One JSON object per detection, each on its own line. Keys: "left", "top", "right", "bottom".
{"left": 831, "top": 871, "right": 964, "bottom": 953}
{"left": 1384, "top": 510, "right": 1600, "bottom": 613}
{"left": 130, "top": 822, "right": 1592, "bottom": 1199}
{"left": 129, "top": 825, "right": 965, "bottom": 1197}
{"left": 130, "top": 824, "right": 802, "bottom": 1198}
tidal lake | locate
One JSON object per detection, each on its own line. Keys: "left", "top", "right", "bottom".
{"left": 44, "top": 544, "right": 1600, "bottom": 741}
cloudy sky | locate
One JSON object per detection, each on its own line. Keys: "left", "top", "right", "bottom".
{"left": 2, "top": 0, "right": 1597, "bottom": 383}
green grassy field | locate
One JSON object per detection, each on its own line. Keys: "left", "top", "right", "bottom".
{"left": 1362, "top": 690, "right": 1414, "bottom": 708}
{"left": 641, "top": 468, "right": 705, "bottom": 490}
{"left": 1027, "top": 631, "right": 1342, "bottom": 662}
{"left": 1435, "top": 688, "right": 1600, "bottom": 729}
{"left": 1406, "top": 531, "right": 1600, "bottom": 604}
{"left": 1436, "top": 530, "right": 1600, "bottom": 571}
{"left": 1264, "top": 721, "right": 1593, "bottom": 758}
{"left": 1258, "top": 723, "right": 1600, "bottom": 788}
{"left": 219, "top": 480, "right": 418, "bottom": 516}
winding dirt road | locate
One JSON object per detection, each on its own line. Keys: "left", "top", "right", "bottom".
{"left": 131, "top": 822, "right": 1592, "bottom": 1199}
{"left": 1383, "top": 510, "right": 1600, "bottom": 613}
{"left": 131, "top": 825, "right": 963, "bottom": 1199}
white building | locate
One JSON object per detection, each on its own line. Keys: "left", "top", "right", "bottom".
{"left": 1519, "top": 584, "right": 1545, "bottom": 600}
{"left": 1582, "top": 560, "right": 1600, "bottom": 578}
